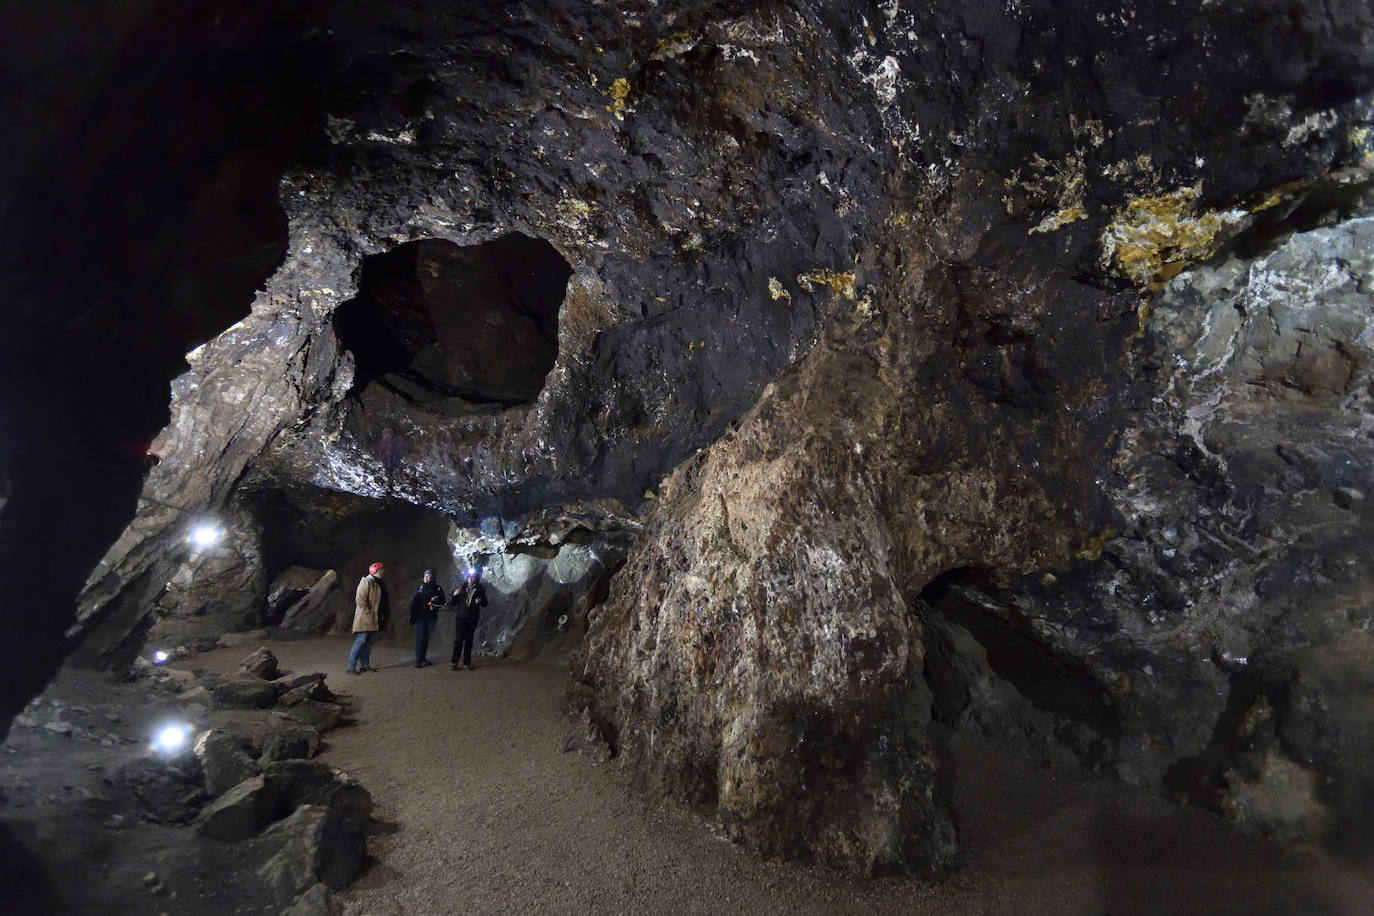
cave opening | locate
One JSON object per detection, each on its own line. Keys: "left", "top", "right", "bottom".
{"left": 249, "top": 485, "right": 456, "bottom": 631}
{"left": 920, "top": 567, "right": 1120, "bottom": 742}
{"left": 334, "top": 233, "right": 571, "bottom": 407}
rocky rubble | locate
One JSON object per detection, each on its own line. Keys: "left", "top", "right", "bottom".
{"left": 0, "top": 648, "right": 372, "bottom": 915}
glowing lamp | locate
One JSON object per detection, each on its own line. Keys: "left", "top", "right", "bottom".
{"left": 190, "top": 525, "right": 223, "bottom": 548}
{"left": 151, "top": 722, "right": 193, "bottom": 755}
{"left": 153, "top": 650, "right": 169, "bottom": 664}
{"left": 466, "top": 567, "right": 476, "bottom": 576}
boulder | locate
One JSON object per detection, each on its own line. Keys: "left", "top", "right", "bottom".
{"left": 278, "top": 680, "right": 335, "bottom": 707}
{"left": 263, "top": 760, "right": 372, "bottom": 829}
{"left": 280, "top": 570, "right": 345, "bottom": 632}
{"left": 238, "top": 647, "right": 280, "bottom": 680}
{"left": 282, "top": 883, "right": 340, "bottom": 916}
{"left": 194, "top": 728, "right": 261, "bottom": 797}
{"left": 256, "top": 805, "right": 365, "bottom": 906}
{"left": 196, "top": 775, "right": 279, "bottom": 841}
{"left": 254, "top": 715, "right": 323, "bottom": 761}
{"left": 277, "top": 672, "right": 329, "bottom": 692}
{"left": 211, "top": 676, "right": 280, "bottom": 709}
{"left": 280, "top": 699, "right": 344, "bottom": 732}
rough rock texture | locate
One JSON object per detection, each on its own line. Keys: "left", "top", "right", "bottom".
{"left": 255, "top": 805, "right": 366, "bottom": 905}
{"left": 279, "top": 570, "right": 343, "bottom": 631}
{"left": 3, "top": 0, "right": 1374, "bottom": 877}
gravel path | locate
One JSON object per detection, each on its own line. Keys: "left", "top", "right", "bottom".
{"left": 194, "top": 635, "right": 1374, "bottom": 915}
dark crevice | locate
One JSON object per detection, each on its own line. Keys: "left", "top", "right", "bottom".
{"left": 1224, "top": 175, "right": 1374, "bottom": 262}
{"left": 920, "top": 567, "right": 1119, "bottom": 740}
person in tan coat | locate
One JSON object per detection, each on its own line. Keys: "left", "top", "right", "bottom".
{"left": 347, "top": 562, "right": 389, "bottom": 674}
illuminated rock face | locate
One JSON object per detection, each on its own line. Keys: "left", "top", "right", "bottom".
{"left": 3, "top": 0, "right": 1374, "bottom": 872}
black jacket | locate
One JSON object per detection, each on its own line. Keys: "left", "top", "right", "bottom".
{"left": 453, "top": 581, "right": 488, "bottom": 622}
{"left": 409, "top": 580, "right": 446, "bottom": 623}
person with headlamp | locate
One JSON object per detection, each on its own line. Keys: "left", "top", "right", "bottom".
{"left": 450, "top": 566, "right": 488, "bottom": 671}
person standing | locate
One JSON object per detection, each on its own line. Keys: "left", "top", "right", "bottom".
{"left": 450, "top": 566, "right": 488, "bottom": 671}
{"left": 409, "top": 569, "right": 446, "bottom": 667}
{"left": 348, "top": 562, "right": 389, "bottom": 674}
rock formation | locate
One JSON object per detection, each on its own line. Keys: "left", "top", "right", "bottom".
{"left": 2, "top": 0, "right": 1372, "bottom": 877}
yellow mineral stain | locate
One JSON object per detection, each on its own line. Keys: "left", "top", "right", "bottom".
{"left": 606, "top": 77, "right": 631, "bottom": 120}
{"left": 557, "top": 197, "right": 592, "bottom": 221}
{"left": 1029, "top": 204, "right": 1087, "bottom": 234}
{"left": 653, "top": 31, "right": 697, "bottom": 59}
{"left": 1074, "top": 527, "right": 1115, "bottom": 562}
{"left": 796, "top": 269, "right": 856, "bottom": 300}
{"left": 767, "top": 276, "right": 792, "bottom": 304}
{"left": 1100, "top": 183, "right": 1245, "bottom": 291}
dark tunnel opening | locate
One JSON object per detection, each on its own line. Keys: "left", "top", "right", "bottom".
{"left": 249, "top": 485, "right": 455, "bottom": 630}
{"left": 335, "top": 233, "right": 571, "bottom": 407}
{"left": 920, "top": 568, "right": 1120, "bottom": 743}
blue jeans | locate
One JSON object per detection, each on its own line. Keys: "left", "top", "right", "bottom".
{"left": 347, "top": 631, "right": 376, "bottom": 671}
{"left": 413, "top": 617, "right": 435, "bottom": 662}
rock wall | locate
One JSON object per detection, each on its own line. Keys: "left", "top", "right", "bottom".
{"left": 2, "top": 0, "right": 1372, "bottom": 874}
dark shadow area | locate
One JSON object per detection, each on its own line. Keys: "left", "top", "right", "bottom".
{"left": 0, "top": 0, "right": 334, "bottom": 735}
{"left": 248, "top": 485, "right": 454, "bottom": 638}
{"left": 921, "top": 568, "right": 1119, "bottom": 739}
{"left": 0, "top": 821, "right": 58, "bottom": 916}
{"left": 335, "top": 234, "right": 571, "bottom": 406}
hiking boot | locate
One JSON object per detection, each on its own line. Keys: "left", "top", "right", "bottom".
{"left": 347, "top": 668, "right": 360, "bottom": 676}
{"left": 451, "top": 663, "right": 460, "bottom": 671}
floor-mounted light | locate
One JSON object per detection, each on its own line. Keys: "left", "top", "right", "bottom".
{"left": 151, "top": 722, "right": 193, "bottom": 756}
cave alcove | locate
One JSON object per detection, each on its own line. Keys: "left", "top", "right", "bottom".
{"left": 250, "top": 485, "right": 456, "bottom": 639}
{"left": 334, "top": 233, "right": 571, "bottom": 408}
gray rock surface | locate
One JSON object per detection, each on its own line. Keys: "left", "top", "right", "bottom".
{"left": 256, "top": 805, "right": 365, "bottom": 906}
{"left": 280, "top": 570, "right": 346, "bottom": 632}
{"left": 197, "top": 775, "right": 279, "bottom": 841}
{"left": 238, "top": 647, "right": 280, "bottom": 680}
{"left": 194, "top": 728, "right": 261, "bottom": 798}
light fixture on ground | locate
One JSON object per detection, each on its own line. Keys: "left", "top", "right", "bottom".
{"left": 153, "top": 650, "right": 169, "bottom": 664}
{"left": 151, "top": 722, "right": 193, "bottom": 756}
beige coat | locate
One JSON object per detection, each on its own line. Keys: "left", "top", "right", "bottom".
{"left": 353, "top": 575, "right": 384, "bottom": 633}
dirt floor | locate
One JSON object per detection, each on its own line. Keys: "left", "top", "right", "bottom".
{"left": 2, "top": 631, "right": 1371, "bottom": 915}
{"left": 197, "top": 634, "right": 1374, "bottom": 915}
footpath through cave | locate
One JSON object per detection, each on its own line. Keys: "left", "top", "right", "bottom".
{"left": 188, "top": 634, "right": 1374, "bottom": 915}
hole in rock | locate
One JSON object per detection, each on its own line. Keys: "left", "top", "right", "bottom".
{"left": 335, "top": 233, "right": 571, "bottom": 407}
{"left": 921, "top": 568, "right": 1119, "bottom": 741}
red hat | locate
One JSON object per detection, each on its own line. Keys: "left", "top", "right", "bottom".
{"left": 369, "top": 562, "right": 385, "bottom": 575}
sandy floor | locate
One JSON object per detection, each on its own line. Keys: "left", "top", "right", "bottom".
{"left": 191, "top": 634, "right": 1374, "bottom": 915}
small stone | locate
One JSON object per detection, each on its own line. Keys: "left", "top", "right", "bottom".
{"left": 142, "top": 871, "right": 159, "bottom": 887}
{"left": 44, "top": 721, "right": 74, "bottom": 736}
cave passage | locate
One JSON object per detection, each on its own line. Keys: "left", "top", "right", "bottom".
{"left": 334, "top": 233, "right": 571, "bottom": 406}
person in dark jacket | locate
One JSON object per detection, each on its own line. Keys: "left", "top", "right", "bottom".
{"left": 409, "top": 569, "right": 446, "bottom": 667}
{"left": 450, "top": 566, "right": 488, "bottom": 671}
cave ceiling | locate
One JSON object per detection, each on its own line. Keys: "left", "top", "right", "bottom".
{"left": 2, "top": 0, "right": 1373, "bottom": 875}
